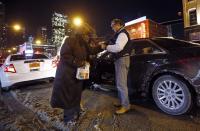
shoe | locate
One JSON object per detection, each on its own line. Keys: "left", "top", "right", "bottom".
{"left": 113, "top": 102, "right": 121, "bottom": 107}
{"left": 65, "top": 119, "right": 77, "bottom": 126}
{"left": 64, "top": 114, "right": 79, "bottom": 125}
{"left": 115, "top": 105, "right": 131, "bottom": 114}
{"left": 79, "top": 108, "right": 86, "bottom": 117}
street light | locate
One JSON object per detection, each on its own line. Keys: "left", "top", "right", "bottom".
{"left": 12, "top": 47, "right": 17, "bottom": 51}
{"left": 71, "top": 16, "right": 96, "bottom": 37}
{"left": 72, "top": 16, "right": 95, "bottom": 32}
{"left": 7, "top": 50, "right": 11, "bottom": 53}
{"left": 5, "top": 23, "right": 26, "bottom": 40}
{"left": 9, "top": 23, "right": 26, "bottom": 39}
{"left": 13, "top": 24, "right": 22, "bottom": 31}
{"left": 73, "top": 17, "right": 83, "bottom": 27}
{"left": 35, "top": 39, "right": 42, "bottom": 45}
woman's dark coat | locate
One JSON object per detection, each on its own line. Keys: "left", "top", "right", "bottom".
{"left": 50, "top": 35, "right": 89, "bottom": 109}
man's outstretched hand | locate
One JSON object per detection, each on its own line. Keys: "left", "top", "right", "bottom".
{"left": 98, "top": 41, "right": 107, "bottom": 50}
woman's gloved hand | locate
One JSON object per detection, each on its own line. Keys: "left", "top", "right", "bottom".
{"left": 98, "top": 41, "right": 107, "bottom": 50}
{"left": 73, "top": 59, "right": 85, "bottom": 67}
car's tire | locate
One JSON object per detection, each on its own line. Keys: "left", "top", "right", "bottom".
{"left": 152, "top": 75, "right": 192, "bottom": 115}
{"left": 1, "top": 86, "right": 10, "bottom": 92}
{"left": 0, "top": 79, "right": 10, "bottom": 91}
{"left": 48, "top": 78, "right": 54, "bottom": 83}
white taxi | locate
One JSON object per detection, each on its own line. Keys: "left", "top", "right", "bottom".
{"left": 0, "top": 54, "right": 56, "bottom": 90}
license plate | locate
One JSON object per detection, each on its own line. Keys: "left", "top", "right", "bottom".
{"left": 29, "top": 62, "right": 40, "bottom": 68}
{"left": 30, "top": 69, "right": 39, "bottom": 72}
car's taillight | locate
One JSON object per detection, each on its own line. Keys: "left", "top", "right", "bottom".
{"left": 4, "top": 64, "right": 16, "bottom": 73}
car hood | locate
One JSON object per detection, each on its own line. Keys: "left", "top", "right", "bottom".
{"left": 170, "top": 46, "right": 200, "bottom": 58}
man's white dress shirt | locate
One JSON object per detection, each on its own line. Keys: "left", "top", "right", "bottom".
{"left": 106, "top": 28, "right": 128, "bottom": 53}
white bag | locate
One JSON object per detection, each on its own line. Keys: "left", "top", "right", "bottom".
{"left": 76, "top": 62, "right": 90, "bottom": 80}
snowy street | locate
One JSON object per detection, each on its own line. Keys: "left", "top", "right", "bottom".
{"left": 0, "top": 81, "right": 200, "bottom": 131}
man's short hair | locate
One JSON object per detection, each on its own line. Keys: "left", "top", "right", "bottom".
{"left": 111, "top": 19, "right": 125, "bottom": 26}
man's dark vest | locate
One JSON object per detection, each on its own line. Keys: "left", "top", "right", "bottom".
{"left": 109, "top": 28, "right": 131, "bottom": 60}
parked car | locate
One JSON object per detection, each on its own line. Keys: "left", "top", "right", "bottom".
{"left": 94, "top": 37, "right": 200, "bottom": 115}
{"left": 0, "top": 54, "right": 56, "bottom": 91}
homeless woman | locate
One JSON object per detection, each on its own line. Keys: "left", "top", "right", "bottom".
{"left": 50, "top": 26, "right": 94, "bottom": 125}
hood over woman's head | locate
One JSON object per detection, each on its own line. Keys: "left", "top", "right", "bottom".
{"left": 74, "top": 23, "right": 96, "bottom": 38}
{"left": 72, "top": 23, "right": 97, "bottom": 44}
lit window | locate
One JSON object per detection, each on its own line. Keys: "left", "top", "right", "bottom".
{"left": 189, "top": 9, "right": 197, "bottom": 26}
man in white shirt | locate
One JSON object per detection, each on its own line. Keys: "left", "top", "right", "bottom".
{"left": 100, "top": 19, "right": 131, "bottom": 114}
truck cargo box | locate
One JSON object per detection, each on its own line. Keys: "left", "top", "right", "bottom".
{"left": 125, "top": 18, "right": 168, "bottom": 39}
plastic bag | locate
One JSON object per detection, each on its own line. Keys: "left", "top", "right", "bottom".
{"left": 76, "top": 62, "right": 90, "bottom": 80}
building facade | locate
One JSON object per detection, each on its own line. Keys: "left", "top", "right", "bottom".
{"left": 183, "top": 0, "right": 200, "bottom": 42}
{"left": 51, "top": 12, "right": 67, "bottom": 48}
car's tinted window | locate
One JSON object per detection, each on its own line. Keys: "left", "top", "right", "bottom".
{"left": 10, "top": 55, "right": 26, "bottom": 61}
{"left": 10, "top": 54, "right": 48, "bottom": 61}
{"left": 132, "top": 40, "right": 162, "bottom": 55}
{"left": 151, "top": 38, "right": 200, "bottom": 50}
{"left": 32, "top": 54, "right": 49, "bottom": 59}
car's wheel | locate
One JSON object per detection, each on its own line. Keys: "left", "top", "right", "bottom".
{"left": 48, "top": 78, "right": 54, "bottom": 83}
{"left": 152, "top": 75, "right": 192, "bottom": 115}
{"left": 1, "top": 86, "right": 10, "bottom": 92}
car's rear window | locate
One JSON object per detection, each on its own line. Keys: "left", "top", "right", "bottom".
{"left": 151, "top": 38, "right": 200, "bottom": 50}
{"left": 10, "top": 54, "right": 49, "bottom": 61}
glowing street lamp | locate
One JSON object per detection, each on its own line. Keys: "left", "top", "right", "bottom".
{"left": 73, "top": 17, "right": 83, "bottom": 27}
{"left": 13, "top": 24, "right": 22, "bottom": 31}
{"left": 7, "top": 50, "right": 11, "bottom": 53}
{"left": 12, "top": 47, "right": 17, "bottom": 51}
{"left": 71, "top": 16, "right": 96, "bottom": 37}
{"left": 35, "top": 39, "right": 42, "bottom": 45}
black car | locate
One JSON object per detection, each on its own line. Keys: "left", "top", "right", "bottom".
{"left": 93, "top": 37, "right": 200, "bottom": 115}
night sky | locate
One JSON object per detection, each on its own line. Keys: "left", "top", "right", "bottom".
{"left": 2, "top": 0, "right": 183, "bottom": 37}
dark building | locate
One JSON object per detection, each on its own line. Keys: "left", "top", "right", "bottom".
{"left": 0, "top": 2, "right": 24, "bottom": 49}
{"left": 36, "top": 26, "right": 48, "bottom": 44}
{"left": 0, "top": 2, "right": 5, "bottom": 48}
{"left": 40, "top": 27, "right": 47, "bottom": 44}
{"left": 35, "top": 27, "right": 48, "bottom": 45}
